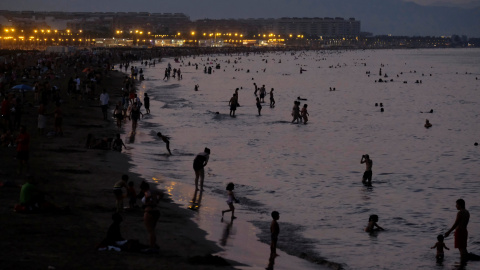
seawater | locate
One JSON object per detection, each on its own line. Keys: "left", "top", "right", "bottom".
{"left": 123, "top": 48, "right": 480, "bottom": 269}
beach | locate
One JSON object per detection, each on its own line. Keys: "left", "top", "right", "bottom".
{"left": 1, "top": 48, "right": 479, "bottom": 270}
{"left": 0, "top": 53, "right": 240, "bottom": 270}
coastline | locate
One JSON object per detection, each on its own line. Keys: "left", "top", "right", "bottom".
{"left": 0, "top": 66, "right": 238, "bottom": 269}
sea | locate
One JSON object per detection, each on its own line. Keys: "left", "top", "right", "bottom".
{"left": 120, "top": 48, "right": 480, "bottom": 270}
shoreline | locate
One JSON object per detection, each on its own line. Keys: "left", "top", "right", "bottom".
{"left": 0, "top": 61, "right": 238, "bottom": 269}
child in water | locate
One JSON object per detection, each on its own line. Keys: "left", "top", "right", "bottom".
{"left": 301, "top": 104, "right": 309, "bottom": 124}
{"left": 365, "top": 214, "right": 385, "bottom": 232}
{"left": 256, "top": 97, "right": 262, "bottom": 116}
{"left": 431, "top": 234, "right": 449, "bottom": 261}
{"left": 221, "top": 182, "right": 239, "bottom": 220}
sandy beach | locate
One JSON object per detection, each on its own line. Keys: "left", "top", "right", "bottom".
{"left": 0, "top": 54, "right": 239, "bottom": 269}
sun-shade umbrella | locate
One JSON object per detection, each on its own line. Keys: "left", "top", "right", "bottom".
{"left": 11, "top": 84, "right": 33, "bottom": 91}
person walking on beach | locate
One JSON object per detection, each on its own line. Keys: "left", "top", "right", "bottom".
{"left": 431, "top": 234, "right": 449, "bottom": 261}
{"left": 113, "top": 174, "right": 129, "bottom": 212}
{"left": 193, "top": 147, "right": 210, "bottom": 190}
{"left": 301, "top": 104, "right": 309, "bottom": 124}
{"left": 269, "top": 88, "right": 275, "bottom": 108}
{"left": 221, "top": 182, "right": 239, "bottom": 220}
{"left": 156, "top": 132, "right": 172, "bottom": 155}
{"left": 360, "top": 154, "right": 373, "bottom": 185}
{"left": 444, "top": 199, "right": 470, "bottom": 263}
{"left": 139, "top": 181, "right": 160, "bottom": 252}
{"left": 100, "top": 89, "right": 109, "bottom": 121}
{"left": 267, "top": 211, "right": 280, "bottom": 270}
{"left": 130, "top": 103, "right": 143, "bottom": 131}
{"left": 143, "top": 93, "right": 150, "bottom": 114}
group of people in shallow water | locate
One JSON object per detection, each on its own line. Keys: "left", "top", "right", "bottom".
{"left": 360, "top": 153, "right": 476, "bottom": 265}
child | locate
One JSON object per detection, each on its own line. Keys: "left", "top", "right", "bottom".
{"left": 221, "top": 182, "right": 239, "bottom": 220}
{"left": 431, "top": 234, "right": 449, "bottom": 260}
{"left": 256, "top": 97, "right": 262, "bottom": 116}
{"left": 156, "top": 132, "right": 172, "bottom": 155}
{"left": 301, "top": 104, "right": 309, "bottom": 124}
{"left": 365, "top": 214, "right": 385, "bottom": 232}
{"left": 126, "top": 181, "right": 137, "bottom": 208}
{"left": 112, "top": 133, "right": 126, "bottom": 152}
{"left": 267, "top": 211, "right": 280, "bottom": 270}
{"left": 113, "top": 175, "right": 129, "bottom": 212}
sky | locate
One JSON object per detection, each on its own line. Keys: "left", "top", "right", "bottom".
{"left": 1, "top": 0, "right": 479, "bottom": 36}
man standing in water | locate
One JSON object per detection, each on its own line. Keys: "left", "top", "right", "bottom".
{"left": 445, "top": 199, "right": 470, "bottom": 264}
{"left": 193, "top": 148, "right": 210, "bottom": 190}
{"left": 360, "top": 154, "right": 373, "bottom": 185}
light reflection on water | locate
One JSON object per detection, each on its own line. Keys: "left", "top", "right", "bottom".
{"left": 125, "top": 48, "right": 480, "bottom": 269}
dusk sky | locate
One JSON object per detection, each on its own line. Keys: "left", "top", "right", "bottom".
{"left": 1, "top": 0, "right": 477, "bottom": 17}
{"left": 1, "top": 0, "right": 480, "bottom": 36}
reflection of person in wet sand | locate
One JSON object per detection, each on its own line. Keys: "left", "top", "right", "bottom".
{"left": 221, "top": 182, "right": 239, "bottom": 220}
{"left": 360, "top": 154, "right": 373, "bottom": 185}
{"left": 365, "top": 214, "right": 384, "bottom": 232}
{"left": 193, "top": 148, "right": 210, "bottom": 190}
{"left": 267, "top": 211, "right": 280, "bottom": 270}
{"left": 156, "top": 132, "right": 172, "bottom": 155}
{"left": 444, "top": 199, "right": 470, "bottom": 263}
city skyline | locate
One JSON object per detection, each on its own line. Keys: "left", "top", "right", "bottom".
{"left": 1, "top": 0, "right": 480, "bottom": 36}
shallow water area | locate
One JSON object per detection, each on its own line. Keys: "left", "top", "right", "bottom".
{"left": 123, "top": 48, "right": 480, "bottom": 269}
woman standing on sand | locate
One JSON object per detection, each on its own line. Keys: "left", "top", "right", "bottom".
{"left": 140, "top": 181, "right": 160, "bottom": 252}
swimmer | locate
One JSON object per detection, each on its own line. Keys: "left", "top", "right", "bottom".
{"left": 424, "top": 119, "right": 432, "bottom": 128}
{"left": 365, "top": 214, "right": 384, "bottom": 232}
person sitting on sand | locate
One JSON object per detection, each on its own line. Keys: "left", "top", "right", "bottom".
{"left": 424, "top": 119, "right": 432, "bottom": 128}
{"left": 431, "top": 234, "right": 449, "bottom": 261}
{"left": 157, "top": 132, "right": 172, "bottom": 155}
{"left": 112, "top": 134, "right": 126, "bottom": 152}
{"left": 17, "top": 175, "right": 64, "bottom": 213}
{"left": 365, "top": 214, "right": 384, "bottom": 232}
{"left": 98, "top": 213, "right": 128, "bottom": 250}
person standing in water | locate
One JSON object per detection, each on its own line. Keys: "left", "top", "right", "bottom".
{"left": 360, "top": 154, "right": 373, "bottom": 185}
{"left": 229, "top": 94, "right": 238, "bottom": 117}
{"left": 301, "top": 104, "right": 309, "bottom": 124}
{"left": 269, "top": 88, "right": 275, "bottom": 108}
{"left": 193, "top": 148, "right": 210, "bottom": 190}
{"left": 143, "top": 93, "right": 150, "bottom": 114}
{"left": 256, "top": 97, "right": 262, "bottom": 116}
{"left": 444, "top": 199, "right": 470, "bottom": 264}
